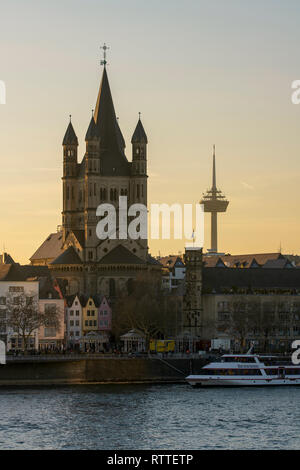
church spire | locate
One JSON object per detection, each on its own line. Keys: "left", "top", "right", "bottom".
{"left": 94, "top": 67, "right": 126, "bottom": 153}
{"left": 85, "top": 112, "right": 100, "bottom": 141}
{"left": 62, "top": 117, "right": 78, "bottom": 146}
{"left": 131, "top": 114, "right": 148, "bottom": 144}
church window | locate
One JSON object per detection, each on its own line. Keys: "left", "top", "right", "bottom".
{"left": 110, "top": 188, "right": 114, "bottom": 201}
{"left": 141, "top": 184, "right": 144, "bottom": 197}
{"left": 114, "top": 188, "right": 117, "bottom": 201}
{"left": 136, "top": 147, "right": 140, "bottom": 156}
{"left": 66, "top": 186, "right": 69, "bottom": 200}
{"left": 137, "top": 184, "right": 140, "bottom": 198}
{"left": 88, "top": 251, "right": 93, "bottom": 260}
{"left": 90, "top": 184, "right": 92, "bottom": 196}
{"left": 89, "top": 229, "right": 92, "bottom": 237}
{"left": 120, "top": 189, "right": 124, "bottom": 196}
{"left": 94, "top": 183, "right": 96, "bottom": 195}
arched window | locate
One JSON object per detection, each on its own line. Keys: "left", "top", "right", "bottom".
{"left": 114, "top": 188, "right": 117, "bottom": 201}
{"left": 137, "top": 184, "right": 140, "bottom": 198}
{"left": 66, "top": 186, "right": 69, "bottom": 200}
{"left": 110, "top": 188, "right": 114, "bottom": 201}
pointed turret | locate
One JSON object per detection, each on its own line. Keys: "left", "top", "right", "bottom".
{"left": 62, "top": 117, "right": 78, "bottom": 241}
{"left": 85, "top": 114, "right": 100, "bottom": 141}
{"left": 131, "top": 114, "right": 148, "bottom": 206}
{"left": 62, "top": 119, "right": 78, "bottom": 146}
{"left": 131, "top": 117, "right": 148, "bottom": 144}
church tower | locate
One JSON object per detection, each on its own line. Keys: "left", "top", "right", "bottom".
{"left": 84, "top": 113, "right": 101, "bottom": 263}
{"left": 37, "top": 47, "right": 159, "bottom": 297}
{"left": 183, "top": 247, "right": 203, "bottom": 339}
{"left": 131, "top": 115, "right": 148, "bottom": 206}
{"left": 62, "top": 117, "right": 78, "bottom": 241}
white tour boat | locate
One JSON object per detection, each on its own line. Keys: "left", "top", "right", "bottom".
{"left": 186, "top": 354, "right": 300, "bottom": 387}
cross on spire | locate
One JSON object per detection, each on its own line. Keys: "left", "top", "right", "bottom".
{"left": 100, "top": 43, "right": 109, "bottom": 66}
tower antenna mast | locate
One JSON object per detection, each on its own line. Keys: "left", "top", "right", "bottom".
{"left": 100, "top": 43, "right": 109, "bottom": 67}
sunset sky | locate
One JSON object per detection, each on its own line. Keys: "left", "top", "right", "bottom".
{"left": 1, "top": 0, "right": 300, "bottom": 263}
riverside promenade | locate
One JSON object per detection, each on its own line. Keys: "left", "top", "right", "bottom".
{"left": 0, "top": 354, "right": 210, "bottom": 386}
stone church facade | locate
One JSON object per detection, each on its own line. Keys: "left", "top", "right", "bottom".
{"left": 30, "top": 65, "right": 160, "bottom": 297}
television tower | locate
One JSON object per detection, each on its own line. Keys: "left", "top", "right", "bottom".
{"left": 200, "top": 146, "right": 229, "bottom": 254}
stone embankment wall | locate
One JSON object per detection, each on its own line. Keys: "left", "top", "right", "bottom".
{"left": 0, "top": 356, "right": 208, "bottom": 386}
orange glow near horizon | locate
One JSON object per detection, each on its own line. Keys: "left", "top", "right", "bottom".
{"left": 1, "top": 0, "right": 300, "bottom": 264}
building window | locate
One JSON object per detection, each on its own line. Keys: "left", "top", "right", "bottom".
{"left": 109, "top": 279, "right": 116, "bottom": 297}
{"left": 44, "top": 327, "right": 56, "bottom": 337}
{"left": 9, "top": 286, "right": 24, "bottom": 293}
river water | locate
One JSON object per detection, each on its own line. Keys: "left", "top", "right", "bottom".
{"left": 0, "top": 384, "right": 299, "bottom": 450}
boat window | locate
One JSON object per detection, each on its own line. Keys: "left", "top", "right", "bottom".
{"left": 223, "top": 357, "right": 256, "bottom": 363}
{"left": 286, "top": 368, "right": 300, "bottom": 375}
{"left": 265, "top": 368, "right": 278, "bottom": 376}
{"left": 201, "top": 368, "right": 262, "bottom": 376}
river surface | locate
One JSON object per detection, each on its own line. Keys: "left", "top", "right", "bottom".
{"left": 0, "top": 384, "right": 299, "bottom": 450}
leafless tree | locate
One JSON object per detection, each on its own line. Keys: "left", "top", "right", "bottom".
{"left": 113, "top": 272, "right": 174, "bottom": 347}
{"left": 4, "top": 291, "right": 60, "bottom": 352}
